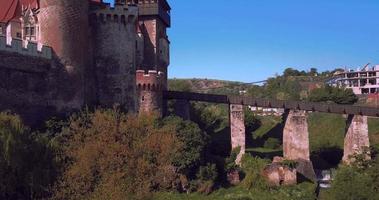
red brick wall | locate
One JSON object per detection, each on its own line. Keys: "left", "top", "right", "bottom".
{"left": 38, "top": 0, "right": 90, "bottom": 109}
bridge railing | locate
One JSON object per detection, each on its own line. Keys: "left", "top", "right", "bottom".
{"left": 164, "top": 91, "right": 379, "bottom": 117}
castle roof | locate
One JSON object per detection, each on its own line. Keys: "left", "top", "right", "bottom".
{"left": 0, "top": 0, "right": 106, "bottom": 24}
{"left": 0, "top": 0, "right": 38, "bottom": 23}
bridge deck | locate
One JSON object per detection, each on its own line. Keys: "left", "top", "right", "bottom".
{"left": 164, "top": 91, "right": 379, "bottom": 117}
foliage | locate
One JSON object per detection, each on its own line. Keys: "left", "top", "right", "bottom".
{"left": 308, "top": 113, "right": 346, "bottom": 152}
{"left": 168, "top": 79, "right": 193, "bottom": 92}
{"left": 281, "top": 160, "right": 298, "bottom": 169}
{"left": 163, "top": 116, "right": 208, "bottom": 176}
{"left": 154, "top": 179, "right": 316, "bottom": 200}
{"left": 195, "top": 163, "right": 219, "bottom": 194}
{"left": 262, "top": 76, "right": 302, "bottom": 100}
{"left": 244, "top": 108, "right": 261, "bottom": 137}
{"left": 240, "top": 156, "right": 269, "bottom": 190}
{"left": 197, "top": 163, "right": 218, "bottom": 182}
{"left": 0, "top": 112, "right": 58, "bottom": 200}
{"left": 225, "top": 147, "right": 241, "bottom": 172}
{"left": 324, "top": 162, "right": 379, "bottom": 200}
{"left": 52, "top": 109, "right": 183, "bottom": 199}
{"left": 191, "top": 103, "right": 229, "bottom": 134}
{"left": 263, "top": 138, "right": 281, "bottom": 149}
{"left": 308, "top": 85, "right": 358, "bottom": 104}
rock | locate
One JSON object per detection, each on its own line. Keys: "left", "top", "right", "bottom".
{"left": 263, "top": 162, "right": 297, "bottom": 187}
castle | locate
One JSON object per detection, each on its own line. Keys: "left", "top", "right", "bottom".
{"left": 0, "top": 0, "right": 170, "bottom": 125}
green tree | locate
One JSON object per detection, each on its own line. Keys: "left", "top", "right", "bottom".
{"left": 0, "top": 112, "right": 57, "bottom": 200}
{"left": 163, "top": 116, "right": 208, "bottom": 176}
{"left": 168, "top": 79, "right": 193, "bottom": 92}
{"left": 52, "top": 109, "right": 182, "bottom": 199}
{"left": 308, "top": 85, "right": 358, "bottom": 104}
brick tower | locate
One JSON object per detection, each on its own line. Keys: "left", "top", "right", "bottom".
{"left": 136, "top": 70, "right": 164, "bottom": 115}
{"left": 90, "top": 1, "right": 139, "bottom": 112}
{"left": 38, "top": 0, "right": 90, "bottom": 109}
{"left": 132, "top": 0, "right": 171, "bottom": 88}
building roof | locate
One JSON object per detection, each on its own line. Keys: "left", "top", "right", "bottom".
{"left": 0, "top": 0, "right": 39, "bottom": 23}
{"left": 0, "top": 0, "right": 105, "bottom": 24}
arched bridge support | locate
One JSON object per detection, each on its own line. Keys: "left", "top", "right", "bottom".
{"left": 283, "top": 110, "right": 316, "bottom": 182}
{"left": 343, "top": 115, "right": 370, "bottom": 163}
{"left": 230, "top": 104, "right": 246, "bottom": 164}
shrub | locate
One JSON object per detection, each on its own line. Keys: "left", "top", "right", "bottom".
{"left": 263, "top": 138, "right": 281, "bottom": 149}
{"left": 163, "top": 116, "right": 208, "bottom": 176}
{"left": 308, "top": 85, "right": 358, "bottom": 105}
{"left": 0, "top": 112, "right": 57, "bottom": 199}
{"left": 52, "top": 109, "right": 182, "bottom": 199}
{"left": 240, "top": 156, "right": 270, "bottom": 190}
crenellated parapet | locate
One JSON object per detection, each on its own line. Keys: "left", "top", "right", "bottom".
{"left": 90, "top": 3, "right": 138, "bottom": 25}
{"left": 136, "top": 69, "right": 165, "bottom": 115}
{"left": 136, "top": 70, "right": 165, "bottom": 91}
{"left": 0, "top": 36, "right": 52, "bottom": 59}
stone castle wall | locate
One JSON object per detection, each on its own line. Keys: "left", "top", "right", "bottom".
{"left": 90, "top": 3, "right": 139, "bottom": 112}
{"left": 136, "top": 69, "right": 164, "bottom": 114}
{"left": 0, "top": 36, "right": 51, "bottom": 59}
{"left": 0, "top": 0, "right": 170, "bottom": 125}
{"left": 39, "top": 0, "right": 91, "bottom": 109}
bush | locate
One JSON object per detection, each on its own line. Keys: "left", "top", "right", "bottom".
{"left": 240, "top": 156, "right": 270, "bottom": 190}
{"left": 263, "top": 138, "right": 281, "bottom": 149}
{"left": 308, "top": 85, "right": 358, "bottom": 104}
{"left": 163, "top": 116, "right": 208, "bottom": 176}
{"left": 325, "top": 156, "right": 379, "bottom": 200}
{"left": 0, "top": 112, "right": 57, "bottom": 199}
{"left": 52, "top": 109, "right": 182, "bottom": 199}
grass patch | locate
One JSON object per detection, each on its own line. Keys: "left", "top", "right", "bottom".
{"left": 252, "top": 116, "right": 282, "bottom": 139}
{"left": 308, "top": 113, "right": 345, "bottom": 152}
{"left": 369, "top": 117, "right": 379, "bottom": 146}
{"left": 153, "top": 183, "right": 316, "bottom": 200}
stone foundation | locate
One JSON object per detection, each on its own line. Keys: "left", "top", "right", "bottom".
{"left": 283, "top": 110, "right": 316, "bottom": 182}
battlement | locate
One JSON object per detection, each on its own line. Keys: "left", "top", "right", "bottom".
{"left": 136, "top": 70, "right": 164, "bottom": 91}
{"left": 136, "top": 0, "right": 171, "bottom": 27}
{"left": 0, "top": 36, "right": 52, "bottom": 59}
{"left": 91, "top": 2, "right": 138, "bottom": 24}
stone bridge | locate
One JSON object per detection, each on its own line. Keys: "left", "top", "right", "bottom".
{"left": 164, "top": 91, "right": 377, "bottom": 181}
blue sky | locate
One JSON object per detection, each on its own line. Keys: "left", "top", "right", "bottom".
{"left": 105, "top": 0, "right": 379, "bottom": 82}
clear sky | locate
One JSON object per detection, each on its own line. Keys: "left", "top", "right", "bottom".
{"left": 105, "top": 0, "right": 379, "bottom": 82}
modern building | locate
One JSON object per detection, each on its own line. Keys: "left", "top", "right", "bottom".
{"left": 332, "top": 65, "right": 379, "bottom": 95}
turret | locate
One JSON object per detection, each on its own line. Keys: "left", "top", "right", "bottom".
{"left": 136, "top": 70, "right": 164, "bottom": 115}
{"left": 130, "top": 0, "right": 170, "bottom": 90}
{"left": 38, "top": 0, "right": 90, "bottom": 109}
{"left": 90, "top": 2, "right": 138, "bottom": 112}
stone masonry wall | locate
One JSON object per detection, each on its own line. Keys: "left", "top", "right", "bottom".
{"left": 283, "top": 110, "right": 316, "bottom": 182}
{"left": 136, "top": 70, "right": 164, "bottom": 115}
{"left": 230, "top": 104, "right": 245, "bottom": 164}
{"left": 343, "top": 115, "right": 370, "bottom": 163}
{"left": 283, "top": 110, "right": 310, "bottom": 160}
{"left": 90, "top": 4, "right": 138, "bottom": 112}
{"left": 38, "top": 0, "right": 90, "bottom": 109}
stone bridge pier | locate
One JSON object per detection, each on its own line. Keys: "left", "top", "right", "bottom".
{"left": 343, "top": 115, "right": 370, "bottom": 163}
{"left": 283, "top": 110, "right": 316, "bottom": 182}
{"left": 230, "top": 104, "right": 245, "bottom": 164}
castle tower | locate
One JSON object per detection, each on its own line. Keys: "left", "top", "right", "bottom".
{"left": 90, "top": 2, "right": 139, "bottom": 112}
{"left": 38, "top": 0, "right": 90, "bottom": 109}
{"left": 131, "top": 0, "right": 171, "bottom": 89}
{"left": 136, "top": 70, "right": 164, "bottom": 115}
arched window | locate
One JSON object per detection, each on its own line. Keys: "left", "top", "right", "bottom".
{"left": 21, "top": 7, "right": 39, "bottom": 42}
